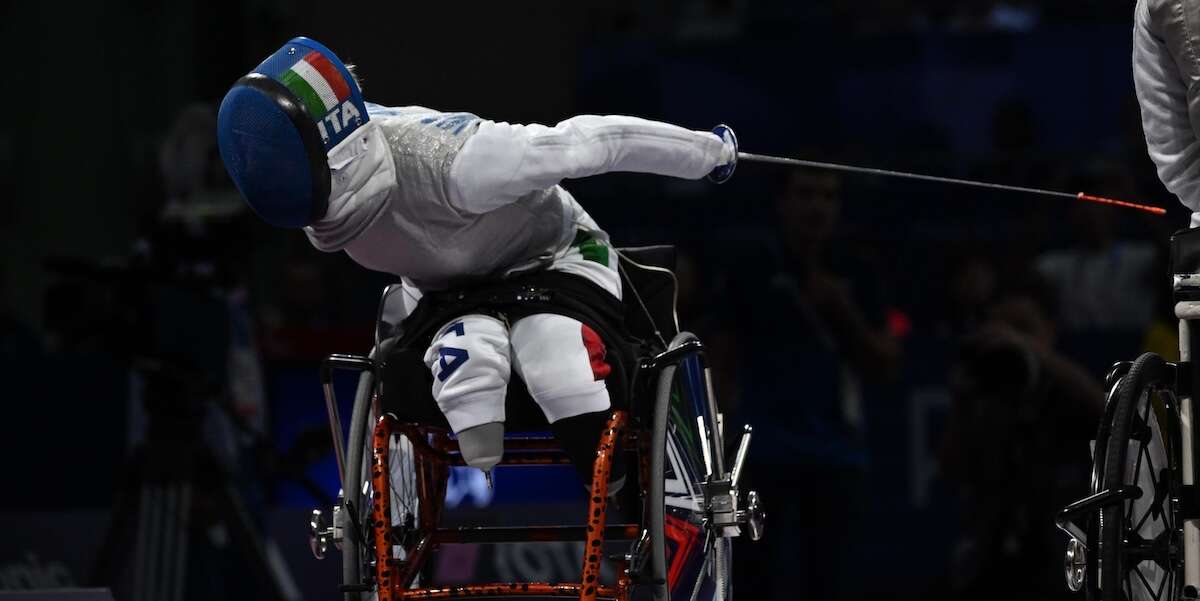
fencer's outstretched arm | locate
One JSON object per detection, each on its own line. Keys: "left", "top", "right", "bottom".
{"left": 1134, "top": 0, "right": 1200, "bottom": 224}
{"left": 447, "top": 115, "right": 732, "bottom": 213}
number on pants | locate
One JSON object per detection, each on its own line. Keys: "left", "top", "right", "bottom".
{"left": 437, "top": 347, "right": 469, "bottom": 382}
{"left": 436, "top": 321, "right": 468, "bottom": 382}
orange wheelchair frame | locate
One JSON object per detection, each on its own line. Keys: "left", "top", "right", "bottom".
{"left": 309, "top": 249, "right": 763, "bottom": 601}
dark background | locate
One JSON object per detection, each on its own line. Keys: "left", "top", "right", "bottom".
{"left": 0, "top": 1, "right": 1179, "bottom": 600}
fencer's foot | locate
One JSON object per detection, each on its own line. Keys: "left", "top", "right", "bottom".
{"left": 457, "top": 422, "right": 505, "bottom": 472}
{"left": 550, "top": 411, "right": 627, "bottom": 491}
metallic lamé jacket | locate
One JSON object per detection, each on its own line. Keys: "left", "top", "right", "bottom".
{"left": 1135, "top": 0, "right": 1200, "bottom": 225}
{"left": 305, "top": 104, "right": 577, "bottom": 291}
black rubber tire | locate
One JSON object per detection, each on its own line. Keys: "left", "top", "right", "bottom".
{"left": 341, "top": 369, "right": 375, "bottom": 601}
{"left": 1093, "top": 362, "right": 1132, "bottom": 499}
{"left": 649, "top": 361, "right": 676, "bottom": 601}
{"left": 1098, "top": 352, "right": 1179, "bottom": 601}
{"left": 1083, "top": 368, "right": 1127, "bottom": 601}
{"left": 649, "top": 332, "right": 731, "bottom": 601}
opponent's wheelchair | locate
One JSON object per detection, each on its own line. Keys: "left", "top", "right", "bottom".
{"left": 307, "top": 246, "right": 764, "bottom": 601}
{"left": 1057, "top": 228, "right": 1200, "bottom": 600}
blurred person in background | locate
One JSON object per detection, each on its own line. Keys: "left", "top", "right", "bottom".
{"left": 674, "top": 247, "right": 741, "bottom": 416}
{"left": 941, "top": 290, "right": 1103, "bottom": 599}
{"left": 1034, "top": 170, "right": 1158, "bottom": 333}
{"left": 947, "top": 0, "right": 1041, "bottom": 32}
{"left": 137, "top": 102, "right": 268, "bottom": 441}
{"left": 90, "top": 103, "right": 284, "bottom": 599}
{"left": 734, "top": 169, "right": 901, "bottom": 601}
{"left": 928, "top": 250, "right": 1001, "bottom": 340}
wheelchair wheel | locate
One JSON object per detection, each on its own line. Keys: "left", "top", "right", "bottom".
{"left": 649, "top": 333, "right": 732, "bottom": 601}
{"left": 1070, "top": 363, "right": 1128, "bottom": 599}
{"left": 340, "top": 370, "right": 428, "bottom": 599}
{"left": 340, "top": 369, "right": 374, "bottom": 600}
{"left": 1098, "top": 353, "right": 1182, "bottom": 601}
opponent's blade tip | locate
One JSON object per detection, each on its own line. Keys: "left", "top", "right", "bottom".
{"left": 1076, "top": 192, "right": 1168, "bottom": 216}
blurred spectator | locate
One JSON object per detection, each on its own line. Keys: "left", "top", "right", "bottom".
{"left": 735, "top": 169, "right": 900, "bottom": 601}
{"left": 930, "top": 251, "right": 1001, "bottom": 340}
{"left": 837, "top": 0, "right": 934, "bottom": 35}
{"left": 261, "top": 258, "right": 339, "bottom": 332}
{"left": 986, "top": 1, "right": 1041, "bottom": 32}
{"left": 674, "top": 0, "right": 745, "bottom": 40}
{"left": 159, "top": 104, "right": 233, "bottom": 208}
{"left": 674, "top": 246, "right": 741, "bottom": 414}
{"left": 941, "top": 291, "right": 1103, "bottom": 598}
{"left": 1034, "top": 170, "right": 1158, "bottom": 332}
{"left": 948, "top": 0, "right": 1040, "bottom": 32}
{"left": 141, "top": 102, "right": 268, "bottom": 434}
{"left": 833, "top": 0, "right": 1043, "bottom": 35}
{"left": 108, "top": 103, "right": 282, "bottom": 600}
{"left": 257, "top": 250, "right": 381, "bottom": 361}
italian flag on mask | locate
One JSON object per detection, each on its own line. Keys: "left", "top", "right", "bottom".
{"left": 280, "top": 51, "right": 351, "bottom": 122}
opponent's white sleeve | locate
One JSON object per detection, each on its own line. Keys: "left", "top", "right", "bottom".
{"left": 447, "top": 115, "right": 731, "bottom": 213}
{"left": 1133, "top": 0, "right": 1200, "bottom": 224}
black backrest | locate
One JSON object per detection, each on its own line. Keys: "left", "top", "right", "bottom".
{"left": 1173, "top": 228, "right": 1200, "bottom": 274}
{"left": 1172, "top": 228, "right": 1200, "bottom": 302}
{"left": 617, "top": 245, "right": 679, "bottom": 347}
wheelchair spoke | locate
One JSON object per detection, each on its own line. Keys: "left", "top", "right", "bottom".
{"left": 1131, "top": 445, "right": 1158, "bottom": 535}
{"left": 688, "top": 530, "right": 714, "bottom": 601}
{"left": 1133, "top": 562, "right": 1156, "bottom": 600}
{"left": 1137, "top": 393, "right": 1152, "bottom": 434}
{"left": 1153, "top": 468, "right": 1170, "bottom": 528}
{"left": 1142, "top": 441, "right": 1157, "bottom": 486}
{"left": 1125, "top": 394, "right": 1157, "bottom": 528}
{"left": 1154, "top": 562, "right": 1169, "bottom": 601}
{"left": 1128, "top": 448, "right": 1166, "bottom": 537}
{"left": 1132, "top": 507, "right": 1153, "bottom": 537}
{"left": 387, "top": 433, "right": 420, "bottom": 538}
{"left": 1128, "top": 425, "right": 1149, "bottom": 524}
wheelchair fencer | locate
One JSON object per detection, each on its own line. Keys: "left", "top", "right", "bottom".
{"left": 1057, "top": 227, "right": 1200, "bottom": 601}
{"left": 307, "top": 246, "right": 765, "bottom": 601}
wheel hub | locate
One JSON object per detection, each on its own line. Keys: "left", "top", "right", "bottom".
{"left": 1064, "top": 538, "right": 1087, "bottom": 592}
{"left": 742, "top": 490, "right": 765, "bottom": 542}
{"left": 309, "top": 508, "right": 333, "bottom": 560}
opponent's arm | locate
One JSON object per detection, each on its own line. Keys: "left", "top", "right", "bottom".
{"left": 1134, "top": 0, "right": 1200, "bottom": 223}
{"left": 447, "top": 115, "right": 736, "bottom": 213}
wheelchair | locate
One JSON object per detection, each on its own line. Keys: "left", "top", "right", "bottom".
{"left": 307, "top": 246, "right": 765, "bottom": 601}
{"left": 1057, "top": 228, "right": 1200, "bottom": 601}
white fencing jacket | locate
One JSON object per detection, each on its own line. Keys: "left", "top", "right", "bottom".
{"left": 1134, "top": 0, "right": 1200, "bottom": 225}
{"left": 305, "top": 104, "right": 730, "bottom": 291}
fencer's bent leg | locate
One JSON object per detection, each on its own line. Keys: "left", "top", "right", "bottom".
{"left": 510, "top": 314, "right": 612, "bottom": 421}
{"left": 510, "top": 313, "right": 624, "bottom": 492}
{"left": 424, "top": 315, "right": 510, "bottom": 471}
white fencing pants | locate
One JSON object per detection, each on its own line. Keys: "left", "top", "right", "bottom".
{"left": 423, "top": 313, "right": 614, "bottom": 434}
